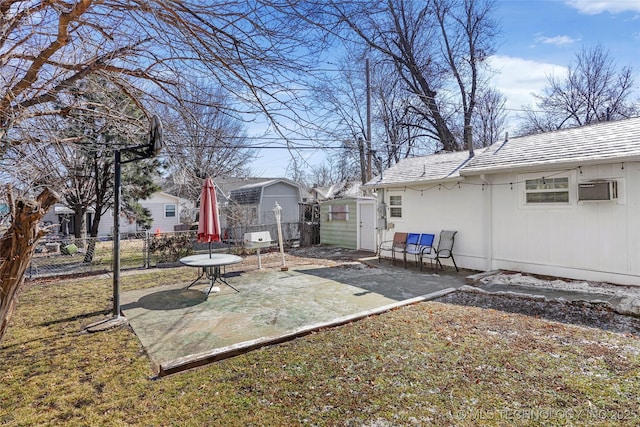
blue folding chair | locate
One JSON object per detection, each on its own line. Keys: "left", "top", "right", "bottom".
{"left": 406, "top": 233, "right": 435, "bottom": 267}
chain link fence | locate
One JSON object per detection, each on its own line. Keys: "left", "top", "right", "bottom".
{"left": 27, "top": 222, "right": 301, "bottom": 280}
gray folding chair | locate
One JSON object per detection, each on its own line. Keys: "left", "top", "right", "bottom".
{"left": 421, "top": 230, "right": 458, "bottom": 271}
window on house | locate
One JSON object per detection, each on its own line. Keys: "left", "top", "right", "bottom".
{"left": 389, "top": 195, "right": 402, "bottom": 218}
{"left": 328, "top": 204, "right": 349, "bottom": 221}
{"left": 525, "top": 177, "right": 569, "bottom": 203}
{"left": 165, "top": 204, "right": 177, "bottom": 218}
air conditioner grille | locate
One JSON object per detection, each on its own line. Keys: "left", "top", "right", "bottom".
{"left": 578, "top": 181, "right": 617, "bottom": 201}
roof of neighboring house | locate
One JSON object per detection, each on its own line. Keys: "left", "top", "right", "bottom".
{"left": 364, "top": 150, "right": 474, "bottom": 188}
{"left": 364, "top": 117, "right": 640, "bottom": 187}
{"left": 144, "top": 191, "right": 189, "bottom": 204}
{"left": 214, "top": 177, "right": 303, "bottom": 205}
{"left": 312, "top": 181, "right": 365, "bottom": 200}
{"left": 52, "top": 204, "right": 96, "bottom": 214}
{"left": 461, "top": 116, "right": 640, "bottom": 175}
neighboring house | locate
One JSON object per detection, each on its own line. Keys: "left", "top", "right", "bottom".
{"left": 41, "top": 205, "right": 95, "bottom": 238}
{"left": 214, "top": 177, "right": 305, "bottom": 228}
{"left": 106, "top": 191, "right": 190, "bottom": 235}
{"left": 319, "top": 197, "right": 377, "bottom": 251}
{"left": 364, "top": 117, "right": 640, "bottom": 286}
{"left": 43, "top": 192, "right": 189, "bottom": 238}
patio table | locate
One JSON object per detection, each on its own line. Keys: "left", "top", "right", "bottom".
{"left": 179, "top": 253, "right": 243, "bottom": 297}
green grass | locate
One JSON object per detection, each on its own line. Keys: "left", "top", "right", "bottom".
{"left": 1, "top": 265, "right": 640, "bottom": 426}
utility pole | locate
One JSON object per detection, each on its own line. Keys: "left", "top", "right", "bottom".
{"left": 366, "top": 58, "right": 372, "bottom": 181}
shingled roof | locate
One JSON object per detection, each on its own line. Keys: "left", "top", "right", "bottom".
{"left": 363, "top": 150, "right": 474, "bottom": 188}
{"left": 214, "top": 177, "right": 304, "bottom": 205}
{"left": 229, "top": 180, "right": 276, "bottom": 205}
{"left": 462, "top": 116, "right": 640, "bottom": 175}
{"left": 364, "top": 117, "right": 640, "bottom": 187}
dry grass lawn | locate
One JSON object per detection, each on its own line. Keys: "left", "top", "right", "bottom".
{"left": 1, "top": 259, "right": 640, "bottom": 426}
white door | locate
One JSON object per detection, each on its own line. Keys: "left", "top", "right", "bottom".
{"left": 358, "top": 202, "right": 376, "bottom": 251}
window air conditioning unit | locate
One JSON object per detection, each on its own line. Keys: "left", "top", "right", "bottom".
{"left": 578, "top": 180, "right": 618, "bottom": 201}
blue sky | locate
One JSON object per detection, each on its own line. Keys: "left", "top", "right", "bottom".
{"left": 251, "top": 0, "right": 640, "bottom": 177}
{"left": 490, "top": 0, "right": 640, "bottom": 121}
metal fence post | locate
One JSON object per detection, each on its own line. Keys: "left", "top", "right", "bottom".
{"left": 144, "top": 230, "right": 150, "bottom": 268}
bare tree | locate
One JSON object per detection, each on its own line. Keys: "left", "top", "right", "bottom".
{"left": 161, "top": 84, "right": 255, "bottom": 202}
{"left": 1, "top": 1, "right": 320, "bottom": 153}
{"left": 296, "top": 0, "right": 498, "bottom": 152}
{"left": 471, "top": 86, "right": 507, "bottom": 146}
{"left": 307, "top": 51, "right": 370, "bottom": 184}
{"left": 371, "top": 61, "right": 439, "bottom": 167}
{"left": 309, "top": 51, "right": 437, "bottom": 183}
{"left": 0, "top": 187, "right": 58, "bottom": 342}
{"left": 519, "top": 45, "right": 637, "bottom": 133}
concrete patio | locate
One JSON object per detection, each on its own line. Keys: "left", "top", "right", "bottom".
{"left": 120, "top": 251, "right": 470, "bottom": 376}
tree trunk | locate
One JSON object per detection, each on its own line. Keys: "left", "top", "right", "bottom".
{"left": 73, "top": 209, "right": 88, "bottom": 248}
{"left": 83, "top": 208, "right": 105, "bottom": 263}
{"left": 0, "top": 187, "right": 59, "bottom": 342}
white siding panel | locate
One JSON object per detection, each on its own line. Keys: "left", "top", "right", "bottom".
{"left": 490, "top": 164, "right": 640, "bottom": 285}
{"left": 380, "top": 178, "right": 487, "bottom": 271}
{"left": 625, "top": 163, "right": 640, "bottom": 277}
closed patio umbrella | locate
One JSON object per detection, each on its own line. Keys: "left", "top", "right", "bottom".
{"left": 197, "top": 177, "right": 221, "bottom": 257}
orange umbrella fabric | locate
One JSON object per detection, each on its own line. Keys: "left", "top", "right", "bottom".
{"left": 197, "top": 177, "right": 221, "bottom": 249}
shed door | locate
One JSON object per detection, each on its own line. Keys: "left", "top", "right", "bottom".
{"left": 358, "top": 202, "right": 376, "bottom": 251}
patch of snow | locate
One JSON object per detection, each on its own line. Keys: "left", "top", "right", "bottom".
{"left": 479, "top": 272, "right": 640, "bottom": 317}
{"left": 481, "top": 272, "right": 640, "bottom": 298}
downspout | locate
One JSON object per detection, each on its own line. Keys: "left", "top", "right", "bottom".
{"left": 377, "top": 187, "right": 385, "bottom": 254}
{"left": 480, "top": 174, "right": 493, "bottom": 272}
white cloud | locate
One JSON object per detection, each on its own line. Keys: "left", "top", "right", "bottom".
{"left": 566, "top": 0, "right": 640, "bottom": 14}
{"left": 487, "top": 55, "right": 566, "bottom": 112}
{"left": 534, "top": 34, "right": 580, "bottom": 46}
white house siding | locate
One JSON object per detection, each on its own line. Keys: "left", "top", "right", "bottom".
{"left": 96, "top": 211, "right": 137, "bottom": 237}
{"left": 378, "top": 177, "right": 487, "bottom": 271}
{"left": 369, "top": 118, "right": 640, "bottom": 286}
{"left": 96, "top": 192, "right": 184, "bottom": 237}
{"left": 141, "top": 192, "right": 183, "bottom": 233}
{"left": 260, "top": 182, "right": 300, "bottom": 224}
{"left": 487, "top": 163, "right": 640, "bottom": 285}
